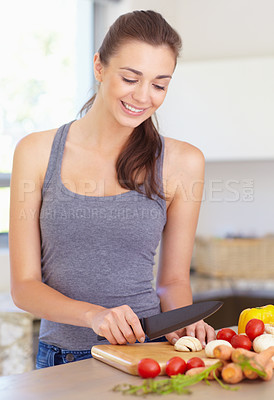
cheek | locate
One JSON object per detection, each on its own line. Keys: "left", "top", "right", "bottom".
{"left": 102, "top": 77, "right": 121, "bottom": 98}
{"left": 153, "top": 92, "right": 167, "bottom": 108}
{"left": 109, "top": 82, "right": 131, "bottom": 104}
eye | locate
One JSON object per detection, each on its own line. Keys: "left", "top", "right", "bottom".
{"left": 153, "top": 84, "right": 165, "bottom": 91}
{"left": 122, "top": 77, "right": 138, "bottom": 84}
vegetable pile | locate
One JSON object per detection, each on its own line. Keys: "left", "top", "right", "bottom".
{"left": 113, "top": 307, "right": 274, "bottom": 396}
{"left": 113, "top": 345, "right": 274, "bottom": 395}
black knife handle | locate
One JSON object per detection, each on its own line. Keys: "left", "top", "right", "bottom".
{"left": 97, "top": 335, "right": 107, "bottom": 341}
{"left": 96, "top": 318, "right": 146, "bottom": 342}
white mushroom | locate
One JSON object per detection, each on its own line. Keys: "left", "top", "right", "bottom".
{"left": 264, "top": 324, "right": 274, "bottom": 335}
{"left": 174, "top": 343, "right": 190, "bottom": 352}
{"left": 174, "top": 336, "right": 203, "bottom": 352}
{"left": 204, "top": 340, "right": 232, "bottom": 358}
{"left": 253, "top": 334, "right": 274, "bottom": 353}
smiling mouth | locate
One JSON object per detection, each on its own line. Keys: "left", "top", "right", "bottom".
{"left": 121, "top": 101, "right": 146, "bottom": 113}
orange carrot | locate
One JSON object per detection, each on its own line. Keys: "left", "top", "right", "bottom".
{"left": 203, "top": 358, "right": 226, "bottom": 375}
{"left": 213, "top": 345, "right": 233, "bottom": 361}
{"left": 203, "top": 358, "right": 221, "bottom": 367}
{"left": 261, "top": 359, "right": 274, "bottom": 381}
{"left": 207, "top": 369, "right": 220, "bottom": 381}
{"left": 185, "top": 366, "right": 219, "bottom": 380}
{"left": 243, "top": 346, "right": 274, "bottom": 380}
{"left": 254, "top": 346, "right": 274, "bottom": 367}
{"left": 221, "top": 362, "right": 244, "bottom": 384}
{"left": 185, "top": 367, "right": 206, "bottom": 376}
{"left": 242, "top": 366, "right": 259, "bottom": 380}
{"left": 217, "top": 360, "right": 228, "bottom": 372}
{"left": 231, "top": 348, "right": 255, "bottom": 363}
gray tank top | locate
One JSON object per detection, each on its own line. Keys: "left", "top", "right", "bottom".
{"left": 39, "top": 121, "right": 167, "bottom": 350}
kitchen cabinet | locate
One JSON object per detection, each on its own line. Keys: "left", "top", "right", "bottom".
{"left": 157, "top": 56, "right": 274, "bottom": 161}
{"left": 1, "top": 345, "right": 273, "bottom": 400}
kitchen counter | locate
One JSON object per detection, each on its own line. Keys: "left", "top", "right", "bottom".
{"left": 0, "top": 351, "right": 273, "bottom": 400}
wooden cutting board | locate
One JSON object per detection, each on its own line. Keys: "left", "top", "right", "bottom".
{"left": 91, "top": 342, "right": 217, "bottom": 375}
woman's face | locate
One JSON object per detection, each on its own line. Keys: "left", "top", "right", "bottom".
{"left": 94, "top": 40, "right": 176, "bottom": 130}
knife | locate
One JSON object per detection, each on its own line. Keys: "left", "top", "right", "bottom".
{"left": 97, "top": 300, "right": 223, "bottom": 341}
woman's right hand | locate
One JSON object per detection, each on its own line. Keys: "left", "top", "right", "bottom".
{"left": 91, "top": 305, "right": 146, "bottom": 345}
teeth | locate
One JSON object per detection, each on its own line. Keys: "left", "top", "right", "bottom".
{"left": 123, "top": 101, "right": 144, "bottom": 113}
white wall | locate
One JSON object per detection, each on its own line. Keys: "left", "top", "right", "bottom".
{"left": 157, "top": 57, "right": 274, "bottom": 161}
{"left": 125, "top": 0, "right": 274, "bottom": 61}
{"left": 197, "top": 160, "right": 274, "bottom": 238}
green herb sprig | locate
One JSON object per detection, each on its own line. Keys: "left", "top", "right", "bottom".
{"left": 237, "top": 356, "right": 267, "bottom": 379}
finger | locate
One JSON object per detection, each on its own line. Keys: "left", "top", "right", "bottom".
{"left": 185, "top": 323, "right": 196, "bottom": 337}
{"left": 117, "top": 319, "right": 136, "bottom": 344}
{"left": 165, "top": 332, "right": 180, "bottom": 345}
{"left": 125, "top": 311, "right": 145, "bottom": 343}
{"left": 109, "top": 323, "right": 128, "bottom": 345}
{"left": 185, "top": 321, "right": 206, "bottom": 346}
{"left": 204, "top": 323, "right": 216, "bottom": 343}
{"left": 100, "top": 309, "right": 126, "bottom": 344}
{"left": 175, "top": 327, "right": 187, "bottom": 338}
{"left": 194, "top": 324, "right": 207, "bottom": 347}
{"left": 106, "top": 334, "right": 118, "bottom": 345}
{"left": 106, "top": 306, "right": 136, "bottom": 344}
{"left": 99, "top": 326, "right": 118, "bottom": 345}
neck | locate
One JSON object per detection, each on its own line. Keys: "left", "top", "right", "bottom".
{"left": 77, "top": 96, "right": 134, "bottom": 154}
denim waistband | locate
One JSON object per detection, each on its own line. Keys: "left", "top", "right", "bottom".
{"left": 36, "top": 340, "right": 92, "bottom": 369}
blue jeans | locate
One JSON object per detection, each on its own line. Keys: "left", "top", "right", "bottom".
{"left": 36, "top": 336, "right": 167, "bottom": 369}
{"left": 36, "top": 341, "right": 93, "bottom": 369}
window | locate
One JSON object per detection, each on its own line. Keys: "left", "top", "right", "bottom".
{"left": 0, "top": 0, "right": 94, "bottom": 238}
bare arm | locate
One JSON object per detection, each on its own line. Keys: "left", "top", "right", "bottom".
{"left": 9, "top": 133, "right": 144, "bottom": 344}
{"left": 156, "top": 142, "right": 215, "bottom": 345}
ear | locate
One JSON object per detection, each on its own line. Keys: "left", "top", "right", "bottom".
{"left": 93, "top": 52, "right": 104, "bottom": 82}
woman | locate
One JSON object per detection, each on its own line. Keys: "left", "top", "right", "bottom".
{"left": 9, "top": 10, "right": 215, "bottom": 369}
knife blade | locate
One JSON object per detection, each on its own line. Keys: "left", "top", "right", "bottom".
{"left": 97, "top": 300, "right": 223, "bottom": 341}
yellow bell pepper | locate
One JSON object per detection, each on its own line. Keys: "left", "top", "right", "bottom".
{"left": 238, "top": 304, "right": 274, "bottom": 334}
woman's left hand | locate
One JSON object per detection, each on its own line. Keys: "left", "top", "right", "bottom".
{"left": 165, "top": 320, "right": 216, "bottom": 348}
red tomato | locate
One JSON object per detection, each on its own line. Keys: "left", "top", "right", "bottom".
{"left": 217, "top": 328, "right": 237, "bottom": 343}
{"left": 165, "top": 357, "right": 187, "bottom": 376}
{"left": 137, "top": 358, "right": 161, "bottom": 378}
{"left": 245, "top": 319, "right": 265, "bottom": 341}
{"left": 186, "top": 357, "right": 205, "bottom": 371}
{"left": 231, "top": 334, "right": 252, "bottom": 350}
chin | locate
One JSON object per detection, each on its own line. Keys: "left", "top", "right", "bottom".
{"left": 124, "top": 112, "right": 152, "bottom": 127}
{"left": 116, "top": 117, "right": 146, "bottom": 130}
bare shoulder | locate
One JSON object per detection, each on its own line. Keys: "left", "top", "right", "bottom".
{"left": 163, "top": 136, "right": 205, "bottom": 178}
{"left": 13, "top": 128, "right": 58, "bottom": 183}
{"left": 15, "top": 128, "right": 57, "bottom": 152}
{"left": 162, "top": 137, "right": 205, "bottom": 206}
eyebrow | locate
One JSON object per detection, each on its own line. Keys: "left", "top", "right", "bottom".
{"left": 120, "top": 67, "right": 172, "bottom": 79}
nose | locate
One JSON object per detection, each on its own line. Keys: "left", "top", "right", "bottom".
{"left": 132, "top": 82, "right": 150, "bottom": 105}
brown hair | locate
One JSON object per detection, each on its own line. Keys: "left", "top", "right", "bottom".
{"left": 80, "top": 10, "right": 182, "bottom": 200}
